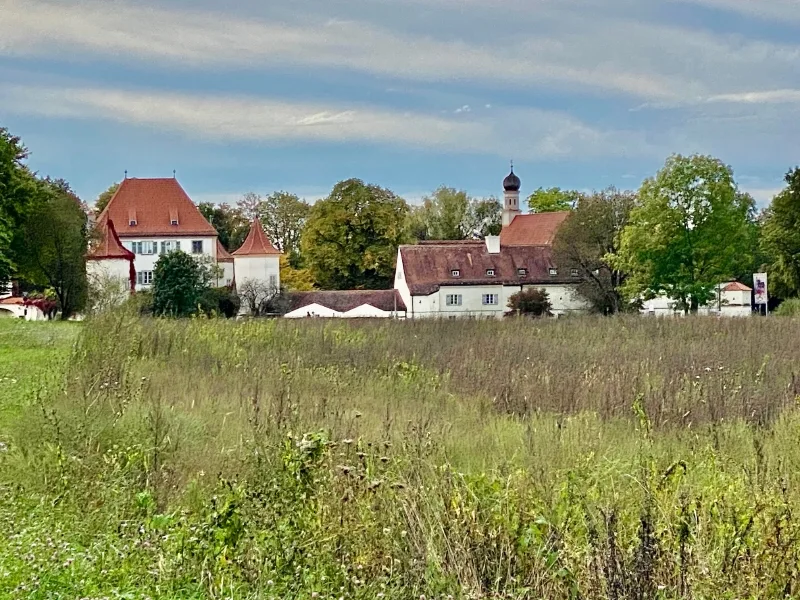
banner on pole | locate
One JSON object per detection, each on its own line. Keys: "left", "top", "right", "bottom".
{"left": 753, "top": 273, "right": 768, "bottom": 305}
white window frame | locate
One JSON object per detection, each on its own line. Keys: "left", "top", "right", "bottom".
{"left": 518, "top": 268, "right": 527, "bottom": 277}
{"left": 571, "top": 268, "right": 580, "bottom": 277}
{"left": 137, "top": 271, "right": 153, "bottom": 286}
{"left": 549, "top": 268, "right": 558, "bottom": 276}
{"left": 486, "top": 269, "right": 496, "bottom": 277}
{"left": 482, "top": 294, "right": 499, "bottom": 306}
{"left": 451, "top": 269, "right": 460, "bottom": 278}
{"left": 445, "top": 294, "right": 462, "bottom": 307}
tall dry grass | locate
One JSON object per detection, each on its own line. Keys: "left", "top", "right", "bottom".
{"left": 3, "top": 312, "right": 800, "bottom": 598}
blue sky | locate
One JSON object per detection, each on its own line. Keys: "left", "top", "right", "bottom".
{"left": 1, "top": 0, "right": 799, "bottom": 207}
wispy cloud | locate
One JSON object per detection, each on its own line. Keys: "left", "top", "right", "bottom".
{"left": 0, "top": 0, "right": 747, "bottom": 102}
{"left": 0, "top": 83, "right": 656, "bottom": 160}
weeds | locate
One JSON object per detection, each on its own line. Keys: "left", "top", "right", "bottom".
{"left": 3, "top": 313, "right": 800, "bottom": 597}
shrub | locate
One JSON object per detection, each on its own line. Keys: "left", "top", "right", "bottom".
{"left": 775, "top": 298, "right": 800, "bottom": 316}
{"left": 152, "top": 250, "right": 207, "bottom": 317}
{"left": 199, "top": 286, "right": 240, "bottom": 318}
{"left": 507, "top": 287, "right": 552, "bottom": 317}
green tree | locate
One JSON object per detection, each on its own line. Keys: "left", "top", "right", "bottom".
{"left": 93, "top": 182, "right": 119, "bottom": 215}
{"left": 526, "top": 187, "right": 580, "bottom": 213}
{"left": 0, "top": 127, "right": 37, "bottom": 285}
{"left": 507, "top": 288, "right": 552, "bottom": 317}
{"left": 14, "top": 178, "right": 88, "bottom": 319}
{"left": 553, "top": 187, "right": 638, "bottom": 314}
{"left": 301, "top": 179, "right": 409, "bottom": 289}
{"left": 613, "top": 154, "right": 754, "bottom": 313}
{"left": 198, "top": 202, "right": 250, "bottom": 251}
{"left": 407, "top": 188, "right": 502, "bottom": 241}
{"left": 152, "top": 250, "right": 208, "bottom": 317}
{"left": 761, "top": 167, "right": 800, "bottom": 298}
{"left": 260, "top": 192, "right": 310, "bottom": 256}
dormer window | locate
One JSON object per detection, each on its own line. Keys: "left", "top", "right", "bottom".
{"left": 486, "top": 269, "right": 496, "bottom": 277}
{"left": 129, "top": 219, "right": 137, "bottom": 226}
{"left": 169, "top": 208, "right": 179, "bottom": 226}
{"left": 128, "top": 209, "right": 137, "bottom": 226}
{"left": 170, "top": 219, "right": 179, "bottom": 226}
{"left": 451, "top": 269, "right": 461, "bottom": 278}
{"left": 549, "top": 268, "right": 558, "bottom": 276}
{"left": 517, "top": 268, "right": 527, "bottom": 277}
{"left": 571, "top": 268, "right": 580, "bottom": 277}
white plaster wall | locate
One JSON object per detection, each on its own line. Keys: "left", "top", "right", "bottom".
{"left": 285, "top": 303, "right": 342, "bottom": 318}
{"left": 87, "top": 259, "right": 132, "bottom": 306}
{"left": 437, "top": 285, "right": 506, "bottom": 318}
{"left": 216, "top": 262, "right": 235, "bottom": 287}
{"left": 0, "top": 304, "right": 46, "bottom": 321}
{"left": 234, "top": 256, "right": 280, "bottom": 290}
{"left": 120, "top": 236, "right": 217, "bottom": 290}
{"left": 342, "top": 304, "right": 402, "bottom": 318}
{"left": 393, "top": 252, "right": 413, "bottom": 315}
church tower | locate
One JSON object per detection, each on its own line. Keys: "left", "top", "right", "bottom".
{"left": 501, "top": 164, "right": 522, "bottom": 227}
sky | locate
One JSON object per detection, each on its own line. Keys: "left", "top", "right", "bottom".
{"left": 1, "top": 0, "right": 799, "bottom": 207}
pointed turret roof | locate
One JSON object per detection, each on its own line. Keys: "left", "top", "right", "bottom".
{"left": 216, "top": 239, "right": 234, "bottom": 263}
{"left": 87, "top": 219, "right": 135, "bottom": 260}
{"left": 232, "top": 218, "right": 281, "bottom": 257}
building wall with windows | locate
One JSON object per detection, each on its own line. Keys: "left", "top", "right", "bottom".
{"left": 121, "top": 236, "right": 217, "bottom": 290}
{"left": 401, "top": 284, "right": 585, "bottom": 319}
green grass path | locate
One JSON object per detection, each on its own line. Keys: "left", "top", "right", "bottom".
{"left": 0, "top": 319, "right": 78, "bottom": 437}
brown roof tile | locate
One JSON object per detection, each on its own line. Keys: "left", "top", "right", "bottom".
{"left": 87, "top": 219, "right": 135, "bottom": 261}
{"left": 399, "top": 241, "right": 573, "bottom": 296}
{"left": 723, "top": 281, "right": 752, "bottom": 292}
{"left": 500, "top": 211, "right": 570, "bottom": 246}
{"left": 216, "top": 239, "right": 234, "bottom": 262}
{"left": 96, "top": 178, "right": 217, "bottom": 237}
{"left": 232, "top": 218, "right": 281, "bottom": 256}
{"left": 288, "top": 290, "right": 406, "bottom": 313}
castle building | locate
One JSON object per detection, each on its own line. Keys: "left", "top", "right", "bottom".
{"left": 393, "top": 167, "right": 588, "bottom": 318}
{"left": 90, "top": 176, "right": 280, "bottom": 301}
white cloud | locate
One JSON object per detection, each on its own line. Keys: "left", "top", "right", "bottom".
{"left": 0, "top": 0, "right": 768, "bottom": 102}
{"left": 742, "top": 186, "right": 784, "bottom": 206}
{"left": 704, "top": 89, "right": 800, "bottom": 104}
{"left": 670, "top": 0, "right": 800, "bottom": 22}
{"left": 0, "top": 83, "right": 655, "bottom": 161}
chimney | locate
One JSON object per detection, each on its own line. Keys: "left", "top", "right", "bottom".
{"left": 485, "top": 235, "right": 501, "bottom": 254}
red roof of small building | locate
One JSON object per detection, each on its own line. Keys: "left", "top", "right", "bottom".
{"left": 96, "top": 178, "right": 217, "bottom": 237}
{"left": 399, "top": 241, "right": 572, "bottom": 296}
{"left": 232, "top": 218, "right": 281, "bottom": 256}
{"left": 87, "top": 219, "right": 135, "bottom": 261}
{"left": 288, "top": 290, "right": 406, "bottom": 313}
{"left": 0, "top": 297, "right": 24, "bottom": 305}
{"left": 723, "top": 281, "right": 752, "bottom": 292}
{"left": 500, "top": 211, "right": 571, "bottom": 247}
{"left": 216, "top": 239, "right": 234, "bottom": 263}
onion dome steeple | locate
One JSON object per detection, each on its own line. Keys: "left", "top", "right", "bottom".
{"left": 503, "top": 163, "right": 521, "bottom": 192}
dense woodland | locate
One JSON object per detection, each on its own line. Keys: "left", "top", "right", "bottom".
{"left": 3, "top": 125, "right": 800, "bottom": 317}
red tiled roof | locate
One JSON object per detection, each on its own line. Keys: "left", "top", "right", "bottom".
{"left": 288, "top": 290, "right": 406, "bottom": 313}
{"left": 216, "top": 239, "right": 234, "bottom": 263}
{"left": 723, "top": 281, "right": 752, "bottom": 292}
{"left": 500, "top": 211, "right": 571, "bottom": 247}
{"left": 96, "top": 178, "right": 217, "bottom": 237}
{"left": 232, "top": 218, "right": 281, "bottom": 256}
{"left": 399, "top": 241, "right": 572, "bottom": 296}
{"left": 0, "top": 297, "right": 24, "bottom": 305}
{"left": 87, "top": 219, "right": 135, "bottom": 261}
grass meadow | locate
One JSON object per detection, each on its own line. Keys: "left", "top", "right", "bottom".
{"left": 3, "top": 312, "right": 800, "bottom": 598}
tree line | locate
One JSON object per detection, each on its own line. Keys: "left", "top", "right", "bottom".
{"left": 3, "top": 123, "right": 800, "bottom": 317}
